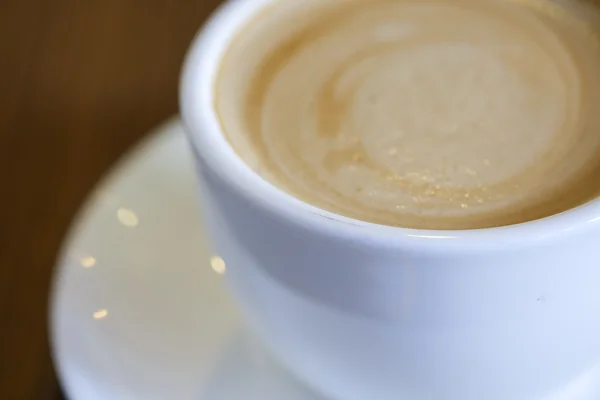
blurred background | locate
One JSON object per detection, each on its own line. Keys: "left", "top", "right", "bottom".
{"left": 0, "top": 1, "right": 222, "bottom": 397}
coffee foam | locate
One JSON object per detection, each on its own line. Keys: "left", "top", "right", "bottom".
{"left": 216, "top": 0, "right": 600, "bottom": 229}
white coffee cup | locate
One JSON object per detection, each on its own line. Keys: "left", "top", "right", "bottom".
{"left": 180, "top": 1, "right": 600, "bottom": 399}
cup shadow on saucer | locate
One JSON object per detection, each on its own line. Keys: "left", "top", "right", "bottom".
{"left": 199, "top": 329, "right": 325, "bottom": 400}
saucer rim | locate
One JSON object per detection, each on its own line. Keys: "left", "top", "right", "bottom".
{"left": 48, "top": 117, "right": 182, "bottom": 399}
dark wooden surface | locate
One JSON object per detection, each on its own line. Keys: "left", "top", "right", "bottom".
{"left": 0, "top": 0, "right": 222, "bottom": 398}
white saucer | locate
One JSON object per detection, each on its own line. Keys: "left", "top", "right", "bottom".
{"left": 50, "top": 118, "right": 324, "bottom": 400}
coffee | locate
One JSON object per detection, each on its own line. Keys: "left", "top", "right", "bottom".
{"left": 215, "top": 0, "right": 600, "bottom": 230}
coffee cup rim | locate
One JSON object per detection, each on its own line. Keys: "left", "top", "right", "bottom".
{"left": 180, "top": 0, "right": 600, "bottom": 253}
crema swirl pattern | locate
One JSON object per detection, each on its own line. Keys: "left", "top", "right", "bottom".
{"left": 216, "top": 0, "right": 600, "bottom": 229}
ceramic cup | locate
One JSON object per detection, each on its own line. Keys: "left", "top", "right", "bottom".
{"left": 180, "top": 1, "right": 600, "bottom": 399}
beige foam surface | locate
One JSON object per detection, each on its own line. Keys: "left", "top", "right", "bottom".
{"left": 216, "top": 0, "right": 600, "bottom": 229}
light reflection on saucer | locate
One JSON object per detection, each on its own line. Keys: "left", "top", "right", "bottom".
{"left": 80, "top": 256, "right": 97, "bottom": 268}
{"left": 210, "top": 256, "right": 226, "bottom": 275}
{"left": 117, "top": 207, "right": 139, "bottom": 227}
{"left": 93, "top": 309, "right": 108, "bottom": 320}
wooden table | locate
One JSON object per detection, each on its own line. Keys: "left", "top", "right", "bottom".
{"left": 0, "top": 1, "right": 222, "bottom": 397}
